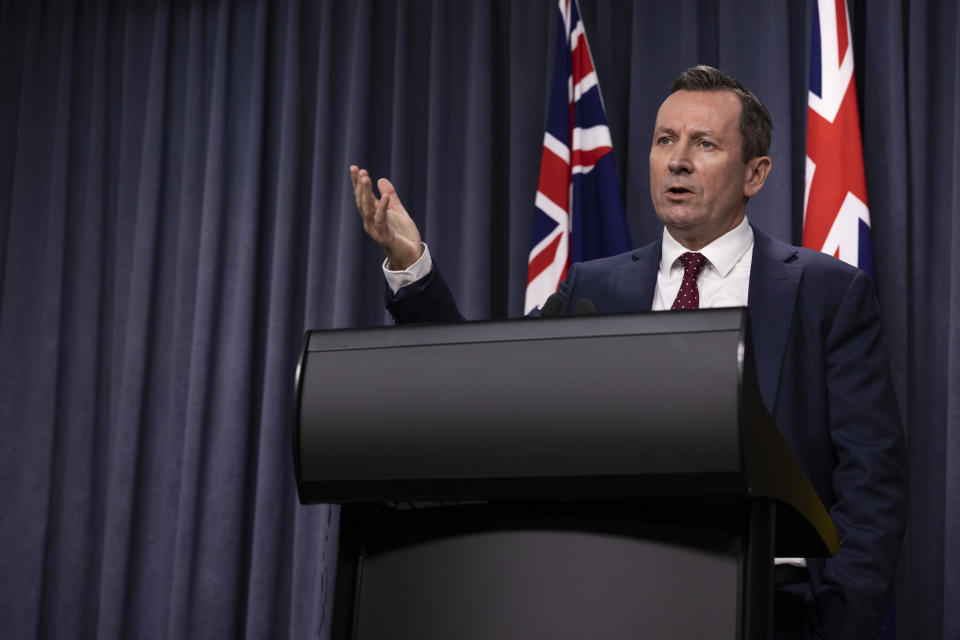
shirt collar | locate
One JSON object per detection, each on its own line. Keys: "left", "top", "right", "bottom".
{"left": 659, "top": 216, "right": 754, "bottom": 277}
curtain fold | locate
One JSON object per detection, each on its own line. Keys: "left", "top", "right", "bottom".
{"left": 947, "top": 11, "right": 960, "bottom": 640}
{"left": 0, "top": 1, "right": 957, "bottom": 638}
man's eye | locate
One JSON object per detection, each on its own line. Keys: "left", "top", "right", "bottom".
{"left": 700, "top": 140, "right": 714, "bottom": 148}
{"left": 658, "top": 136, "right": 672, "bottom": 144}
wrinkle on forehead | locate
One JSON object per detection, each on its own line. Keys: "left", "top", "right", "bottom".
{"left": 654, "top": 90, "right": 742, "bottom": 142}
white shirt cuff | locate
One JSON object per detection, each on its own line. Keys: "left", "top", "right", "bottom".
{"left": 383, "top": 243, "right": 433, "bottom": 294}
{"left": 773, "top": 557, "right": 808, "bottom": 567}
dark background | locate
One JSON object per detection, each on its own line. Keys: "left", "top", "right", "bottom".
{"left": 0, "top": 1, "right": 956, "bottom": 638}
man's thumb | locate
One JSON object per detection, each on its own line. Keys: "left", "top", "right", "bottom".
{"left": 377, "top": 177, "right": 397, "bottom": 198}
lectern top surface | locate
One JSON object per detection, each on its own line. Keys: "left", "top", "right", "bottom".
{"left": 306, "top": 306, "right": 748, "bottom": 352}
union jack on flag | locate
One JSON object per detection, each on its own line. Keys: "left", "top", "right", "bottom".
{"left": 803, "top": 0, "right": 874, "bottom": 276}
{"left": 524, "top": 0, "right": 631, "bottom": 313}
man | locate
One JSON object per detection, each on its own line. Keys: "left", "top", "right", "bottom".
{"left": 350, "top": 65, "right": 907, "bottom": 639}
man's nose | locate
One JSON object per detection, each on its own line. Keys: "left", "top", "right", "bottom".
{"left": 668, "top": 144, "right": 693, "bottom": 173}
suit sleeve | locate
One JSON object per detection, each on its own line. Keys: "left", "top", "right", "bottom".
{"left": 386, "top": 260, "right": 584, "bottom": 323}
{"left": 816, "top": 269, "right": 908, "bottom": 638}
{"left": 385, "top": 262, "right": 464, "bottom": 324}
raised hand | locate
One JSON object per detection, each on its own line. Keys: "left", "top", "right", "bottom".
{"left": 350, "top": 165, "right": 423, "bottom": 270}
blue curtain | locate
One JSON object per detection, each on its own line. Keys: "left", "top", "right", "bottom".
{"left": 0, "top": 1, "right": 956, "bottom": 638}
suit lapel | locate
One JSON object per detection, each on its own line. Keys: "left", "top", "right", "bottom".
{"left": 747, "top": 228, "right": 803, "bottom": 412}
{"left": 613, "top": 240, "right": 660, "bottom": 312}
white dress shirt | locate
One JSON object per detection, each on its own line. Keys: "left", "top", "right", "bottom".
{"left": 652, "top": 216, "right": 753, "bottom": 310}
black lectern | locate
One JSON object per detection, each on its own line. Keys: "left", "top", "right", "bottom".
{"left": 294, "top": 308, "right": 838, "bottom": 640}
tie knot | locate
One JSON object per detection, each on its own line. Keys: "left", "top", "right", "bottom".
{"left": 679, "top": 252, "right": 707, "bottom": 278}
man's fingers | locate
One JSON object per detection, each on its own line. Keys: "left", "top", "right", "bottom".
{"left": 374, "top": 192, "right": 390, "bottom": 229}
{"left": 349, "top": 167, "right": 421, "bottom": 266}
{"left": 351, "top": 165, "right": 369, "bottom": 201}
{"left": 351, "top": 166, "right": 365, "bottom": 208}
{"left": 353, "top": 174, "right": 365, "bottom": 212}
{"left": 355, "top": 171, "right": 379, "bottom": 221}
{"left": 376, "top": 178, "right": 406, "bottom": 220}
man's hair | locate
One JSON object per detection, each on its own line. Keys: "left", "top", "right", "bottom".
{"left": 670, "top": 65, "right": 773, "bottom": 162}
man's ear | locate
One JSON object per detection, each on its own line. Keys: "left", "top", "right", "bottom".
{"left": 744, "top": 155, "right": 772, "bottom": 198}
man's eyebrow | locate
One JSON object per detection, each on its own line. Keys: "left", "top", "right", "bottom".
{"left": 689, "top": 128, "right": 718, "bottom": 138}
{"left": 653, "top": 126, "right": 718, "bottom": 138}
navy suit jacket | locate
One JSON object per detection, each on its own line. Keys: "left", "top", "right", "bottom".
{"left": 387, "top": 226, "right": 908, "bottom": 639}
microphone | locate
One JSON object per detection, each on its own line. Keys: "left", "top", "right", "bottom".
{"left": 574, "top": 298, "right": 597, "bottom": 315}
{"left": 540, "top": 293, "right": 565, "bottom": 318}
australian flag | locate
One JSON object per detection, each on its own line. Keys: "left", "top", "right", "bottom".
{"left": 803, "top": 0, "right": 874, "bottom": 277}
{"left": 806, "top": 5, "right": 895, "bottom": 636}
{"left": 524, "top": 0, "right": 631, "bottom": 313}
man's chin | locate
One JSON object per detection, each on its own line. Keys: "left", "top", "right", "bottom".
{"left": 654, "top": 206, "right": 702, "bottom": 229}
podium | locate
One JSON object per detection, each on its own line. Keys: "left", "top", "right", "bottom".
{"left": 293, "top": 308, "right": 838, "bottom": 640}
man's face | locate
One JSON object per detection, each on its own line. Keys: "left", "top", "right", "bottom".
{"left": 649, "top": 89, "right": 767, "bottom": 250}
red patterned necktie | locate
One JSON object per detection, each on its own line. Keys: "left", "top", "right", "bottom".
{"left": 671, "top": 252, "right": 708, "bottom": 310}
